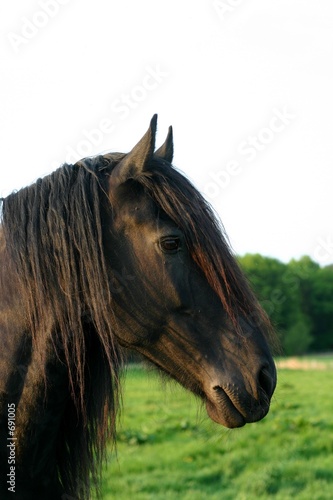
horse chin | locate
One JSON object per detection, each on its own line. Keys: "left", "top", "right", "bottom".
{"left": 205, "top": 398, "right": 246, "bottom": 429}
{"left": 205, "top": 385, "right": 271, "bottom": 428}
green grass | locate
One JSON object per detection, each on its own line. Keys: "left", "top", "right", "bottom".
{"left": 96, "top": 363, "right": 333, "bottom": 499}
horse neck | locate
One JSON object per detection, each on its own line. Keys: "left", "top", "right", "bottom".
{"left": 4, "top": 325, "right": 69, "bottom": 492}
{"left": 16, "top": 338, "right": 69, "bottom": 474}
{"left": 0, "top": 238, "right": 29, "bottom": 406}
{"left": 0, "top": 237, "right": 69, "bottom": 488}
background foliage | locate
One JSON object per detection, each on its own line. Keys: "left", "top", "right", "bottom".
{"left": 238, "top": 255, "right": 333, "bottom": 355}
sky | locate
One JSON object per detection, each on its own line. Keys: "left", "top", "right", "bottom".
{"left": 1, "top": 0, "right": 333, "bottom": 265}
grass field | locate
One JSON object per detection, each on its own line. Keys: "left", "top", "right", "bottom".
{"left": 97, "top": 359, "right": 333, "bottom": 500}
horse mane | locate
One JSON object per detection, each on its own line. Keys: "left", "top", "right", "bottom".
{"left": 0, "top": 153, "right": 273, "bottom": 497}
{"left": 1, "top": 157, "right": 121, "bottom": 498}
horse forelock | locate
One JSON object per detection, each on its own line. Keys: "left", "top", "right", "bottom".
{"left": 99, "top": 152, "right": 273, "bottom": 339}
{"left": 128, "top": 158, "right": 273, "bottom": 339}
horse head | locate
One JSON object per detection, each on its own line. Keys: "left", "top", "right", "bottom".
{"left": 103, "top": 115, "right": 276, "bottom": 428}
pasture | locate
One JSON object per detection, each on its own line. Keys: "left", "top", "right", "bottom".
{"left": 98, "top": 359, "right": 333, "bottom": 499}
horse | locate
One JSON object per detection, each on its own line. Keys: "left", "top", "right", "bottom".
{"left": 0, "top": 115, "right": 276, "bottom": 499}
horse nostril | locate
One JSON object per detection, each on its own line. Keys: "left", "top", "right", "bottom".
{"left": 258, "top": 365, "right": 276, "bottom": 399}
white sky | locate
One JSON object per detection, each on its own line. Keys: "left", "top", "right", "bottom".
{"left": 1, "top": 0, "right": 333, "bottom": 265}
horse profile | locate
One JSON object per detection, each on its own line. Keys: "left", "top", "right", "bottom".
{"left": 0, "top": 115, "right": 276, "bottom": 499}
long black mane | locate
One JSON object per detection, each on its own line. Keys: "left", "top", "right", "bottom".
{"left": 0, "top": 153, "right": 272, "bottom": 497}
{"left": 1, "top": 158, "right": 121, "bottom": 497}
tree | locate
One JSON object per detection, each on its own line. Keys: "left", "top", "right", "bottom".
{"left": 239, "top": 254, "right": 333, "bottom": 354}
{"left": 309, "top": 265, "right": 333, "bottom": 351}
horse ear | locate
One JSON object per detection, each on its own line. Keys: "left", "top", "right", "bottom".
{"left": 155, "top": 126, "right": 173, "bottom": 163}
{"left": 110, "top": 114, "right": 157, "bottom": 185}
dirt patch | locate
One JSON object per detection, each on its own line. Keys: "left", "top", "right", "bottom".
{"left": 276, "top": 357, "right": 333, "bottom": 370}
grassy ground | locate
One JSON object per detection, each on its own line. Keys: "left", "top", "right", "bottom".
{"left": 96, "top": 360, "right": 333, "bottom": 499}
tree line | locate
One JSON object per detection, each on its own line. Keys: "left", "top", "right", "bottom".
{"left": 238, "top": 254, "right": 333, "bottom": 355}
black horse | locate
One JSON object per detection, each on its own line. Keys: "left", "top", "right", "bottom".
{"left": 0, "top": 115, "right": 276, "bottom": 499}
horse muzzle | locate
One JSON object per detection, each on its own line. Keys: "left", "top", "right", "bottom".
{"left": 204, "top": 362, "right": 277, "bottom": 428}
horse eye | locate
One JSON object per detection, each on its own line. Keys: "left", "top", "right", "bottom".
{"left": 159, "top": 237, "right": 181, "bottom": 253}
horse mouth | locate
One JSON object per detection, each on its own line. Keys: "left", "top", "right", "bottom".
{"left": 205, "top": 386, "right": 269, "bottom": 429}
